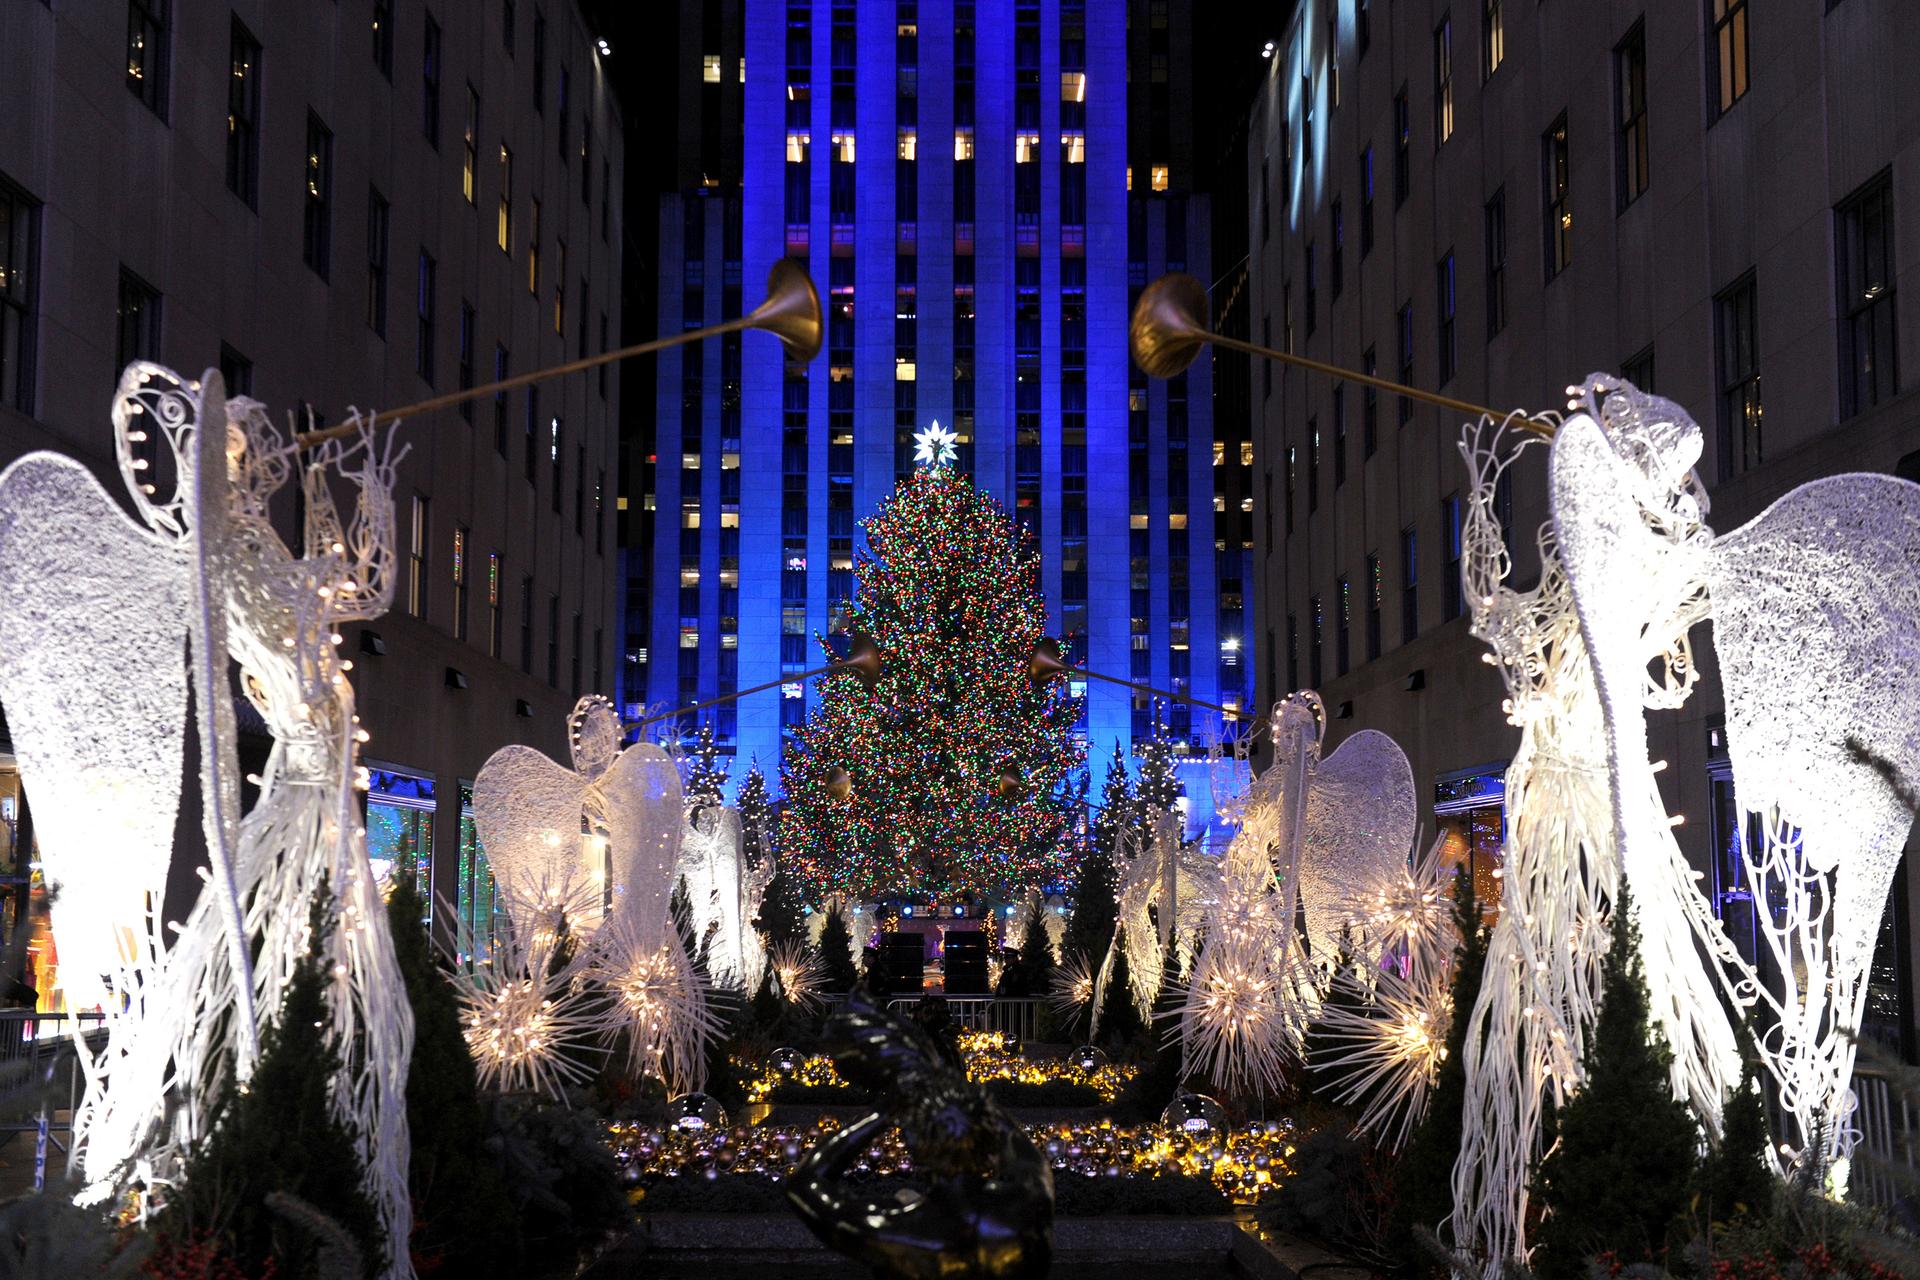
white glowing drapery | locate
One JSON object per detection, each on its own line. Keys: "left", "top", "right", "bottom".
{"left": 677, "top": 805, "right": 774, "bottom": 991}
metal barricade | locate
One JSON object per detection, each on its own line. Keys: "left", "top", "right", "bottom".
{"left": 885, "top": 996, "right": 1046, "bottom": 1042}
{"left": 1851, "top": 1065, "right": 1918, "bottom": 1210}
{"left": 0, "top": 1010, "right": 109, "bottom": 1189}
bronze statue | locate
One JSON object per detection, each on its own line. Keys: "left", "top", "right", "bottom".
{"left": 786, "top": 989, "right": 1055, "bottom": 1278}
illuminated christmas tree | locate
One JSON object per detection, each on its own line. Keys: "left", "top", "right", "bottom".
{"left": 682, "top": 721, "right": 730, "bottom": 812}
{"left": 781, "top": 435, "right": 1084, "bottom": 900}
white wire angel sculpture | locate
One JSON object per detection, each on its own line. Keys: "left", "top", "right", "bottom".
{"left": 0, "top": 365, "right": 417, "bottom": 1277}
{"left": 678, "top": 803, "right": 775, "bottom": 991}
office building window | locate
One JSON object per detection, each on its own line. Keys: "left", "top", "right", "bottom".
{"left": 1309, "top": 594, "right": 1324, "bottom": 687}
{"left": 1622, "top": 345, "right": 1656, "bottom": 394}
{"left": 525, "top": 386, "right": 539, "bottom": 481}
{"left": 457, "top": 302, "right": 475, "bottom": 420}
{"left": 1359, "top": 146, "right": 1375, "bottom": 255}
{"left": 550, "top": 416, "right": 563, "bottom": 513}
{"left": 422, "top": 13, "right": 442, "bottom": 147}
{"left": 1711, "top": 0, "right": 1750, "bottom": 116}
{"left": 1485, "top": 188, "right": 1507, "bottom": 337}
{"left": 1400, "top": 525, "right": 1419, "bottom": 643}
{"left": 0, "top": 174, "right": 41, "bottom": 414}
{"left": 1286, "top": 614, "right": 1300, "bottom": 690}
{"left": 1307, "top": 418, "right": 1319, "bottom": 513}
{"left": 373, "top": 0, "right": 393, "bottom": 76}
{"left": 366, "top": 189, "right": 389, "bottom": 336}
{"left": 416, "top": 250, "right": 436, "bottom": 383}
{"left": 1715, "top": 271, "right": 1762, "bottom": 478}
{"left": 519, "top": 575, "right": 534, "bottom": 674}
{"left": 1837, "top": 171, "right": 1898, "bottom": 418}
{"left": 1397, "top": 303, "right": 1414, "bottom": 426}
{"left": 1434, "top": 17, "right": 1454, "bottom": 146}
{"left": 408, "top": 494, "right": 429, "bottom": 618}
{"left": 303, "top": 112, "right": 334, "bottom": 279}
{"left": 554, "top": 241, "right": 566, "bottom": 335}
{"left": 527, "top": 199, "right": 540, "bottom": 294}
{"left": 570, "top": 611, "right": 582, "bottom": 698}
{"left": 452, "top": 525, "right": 469, "bottom": 641}
{"left": 126, "top": 0, "right": 170, "bottom": 118}
{"left": 218, "top": 343, "right": 252, "bottom": 397}
{"left": 116, "top": 268, "right": 162, "bottom": 373}
{"left": 1394, "top": 89, "right": 1411, "bottom": 205}
{"left": 1336, "top": 575, "right": 1352, "bottom": 677}
{"left": 226, "top": 18, "right": 261, "bottom": 207}
{"left": 1333, "top": 386, "right": 1347, "bottom": 487}
{"left": 1284, "top": 446, "right": 1295, "bottom": 533}
{"left": 1616, "top": 23, "right": 1648, "bottom": 209}
{"left": 1483, "top": 0, "right": 1504, "bottom": 78}
{"left": 497, "top": 145, "right": 512, "bottom": 252}
{"left": 463, "top": 87, "right": 479, "bottom": 203}
{"left": 486, "top": 552, "right": 502, "bottom": 657}
{"left": 1437, "top": 252, "right": 1457, "bottom": 384}
{"left": 532, "top": 10, "right": 547, "bottom": 112}
{"left": 1304, "top": 242, "right": 1317, "bottom": 337}
{"left": 546, "top": 594, "right": 560, "bottom": 686}
{"left": 1366, "top": 553, "right": 1383, "bottom": 661}
{"left": 1442, "top": 494, "right": 1463, "bottom": 621}
{"left": 557, "top": 64, "right": 570, "bottom": 160}
{"left": 1330, "top": 199, "right": 1344, "bottom": 298}
{"left": 1543, "top": 113, "right": 1571, "bottom": 279}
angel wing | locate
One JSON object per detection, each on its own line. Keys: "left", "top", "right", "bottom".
{"left": 1299, "top": 729, "right": 1418, "bottom": 962}
{"left": 0, "top": 454, "right": 190, "bottom": 1006}
{"left": 1707, "top": 473, "right": 1920, "bottom": 896}
{"left": 471, "top": 744, "right": 590, "bottom": 916}
{"left": 597, "top": 742, "right": 686, "bottom": 933}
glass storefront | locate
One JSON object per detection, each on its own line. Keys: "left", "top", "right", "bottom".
{"left": 1434, "top": 764, "right": 1506, "bottom": 920}
{"left": 367, "top": 767, "right": 433, "bottom": 931}
{"left": 457, "top": 783, "right": 503, "bottom": 966}
{"left": 0, "top": 756, "right": 60, "bottom": 1011}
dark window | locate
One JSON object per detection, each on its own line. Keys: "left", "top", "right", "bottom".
{"left": 1394, "top": 89, "right": 1411, "bottom": 205}
{"left": 1485, "top": 188, "right": 1507, "bottom": 336}
{"left": 1616, "top": 23, "right": 1648, "bottom": 209}
{"left": 0, "top": 174, "right": 41, "bottom": 414}
{"left": 1361, "top": 347, "right": 1378, "bottom": 456}
{"left": 532, "top": 10, "right": 547, "bottom": 113}
{"left": 218, "top": 343, "right": 252, "bottom": 397}
{"left": 1286, "top": 613, "right": 1299, "bottom": 690}
{"left": 373, "top": 0, "right": 394, "bottom": 77}
{"left": 1336, "top": 575, "right": 1351, "bottom": 676}
{"left": 1333, "top": 385, "right": 1347, "bottom": 487}
{"left": 457, "top": 301, "right": 475, "bottom": 421}
{"left": 126, "top": 0, "right": 170, "bottom": 118}
{"left": 1837, "top": 171, "right": 1898, "bottom": 417}
{"left": 116, "top": 268, "right": 162, "bottom": 373}
{"left": 1400, "top": 526, "right": 1419, "bottom": 643}
{"left": 1483, "top": 0, "right": 1505, "bottom": 78}
{"left": 452, "top": 525, "right": 469, "bottom": 640}
{"left": 303, "top": 112, "right": 333, "bottom": 279}
{"left": 1434, "top": 17, "right": 1454, "bottom": 146}
{"left": 558, "top": 64, "right": 570, "bottom": 160}
{"left": 1715, "top": 271, "right": 1762, "bottom": 479}
{"left": 525, "top": 385, "right": 539, "bottom": 481}
{"left": 1366, "top": 552, "right": 1383, "bottom": 660}
{"left": 416, "top": 250, "right": 436, "bottom": 383}
{"left": 1711, "top": 0, "right": 1750, "bottom": 116}
{"left": 1309, "top": 594, "right": 1324, "bottom": 687}
{"left": 408, "top": 494, "right": 429, "bottom": 617}
{"left": 422, "top": 14, "right": 442, "bottom": 147}
{"left": 503, "top": 0, "right": 515, "bottom": 54}
{"left": 1284, "top": 445, "right": 1295, "bottom": 532}
{"left": 546, "top": 594, "right": 560, "bottom": 685}
{"left": 1307, "top": 417, "right": 1319, "bottom": 513}
{"left": 1359, "top": 146, "right": 1375, "bottom": 255}
{"left": 1543, "top": 113, "right": 1571, "bottom": 279}
{"left": 1304, "top": 242, "right": 1317, "bottom": 337}
{"left": 463, "top": 86, "right": 479, "bottom": 204}
{"left": 366, "top": 189, "right": 389, "bottom": 335}
{"left": 1622, "top": 344, "right": 1656, "bottom": 394}
{"left": 1357, "top": 0, "right": 1371, "bottom": 57}
{"left": 226, "top": 18, "right": 261, "bottom": 207}
{"left": 1442, "top": 494, "right": 1463, "bottom": 621}
{"left": 1397, "top": 303, "right": 1414, "bottom": 425}
{"left": 1330, "top": 199, "right": 1344, "bottom": 298}
{"left": 520, "top": 576, "right": 534, "bottom": 675}
{"left": 1437, "top": 252, "right": 1457, "bottom": 384}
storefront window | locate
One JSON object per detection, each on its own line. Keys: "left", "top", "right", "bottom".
{"left": 1434, "top": 765, "right": 1505, "bottom": 920}
{"left": 367, "top": 767, "right": 433, "bottom": 929}
{"left": 0, "top": 757, "right": 60, "bottom": 1012}
{"left": 458, "top": 783, "right": 503, "bottom": 965}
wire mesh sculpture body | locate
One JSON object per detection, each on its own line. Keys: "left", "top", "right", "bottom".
{"left": 1447, "top": 411, "right": 1623, "bottom": 1270}
{"left": 1551, "top": 377, "right": 1920, "bottom": 1180}
{"left": 1091, "top": 812, "right": 1211, "bottom": 1025}
{"left": 678, "top": 805, "right": 774, "bottom": 990}
{"left": 470, "top": 701, "right": 715, "bottom": 1094}
{"left": 0, "top": 366, "right": 417, "bottom": 1277}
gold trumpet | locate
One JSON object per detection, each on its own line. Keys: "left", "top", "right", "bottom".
{"left": 298, "top": 259, "right": 822, "bottom": 447}
{"left": 1129, "top": 271, "right": 1555, "bottom": 437}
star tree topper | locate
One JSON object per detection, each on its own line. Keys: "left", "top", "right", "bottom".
{"left": 913, "top": 419, "right": 959, "bottom": 469}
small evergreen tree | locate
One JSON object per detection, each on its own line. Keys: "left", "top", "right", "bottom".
{"left": 1119, "top": 937, "right": 1188, "bottom": 1119}
{"left": 817, "top": 905, "right": 860, "bottom": 993}
{"left": 683, "top": 721, "right": 731, "bottom": 814}
{"left": 737, "top": 759, "right": 775, "bottom": 866}
{"left": 1096, "top": 937, "right": 1146, "bottom": 1052}
{"left": 1393, "top": 867, "right": 1491, "bottom": 1258}
{"left": 166, "top": 892, "right": 386, "bottom": 1277}
{"left": 1065, "top": 745, "right": 1129, "bottom": 962}
{"left": 1530, "top": 877, "right": 1700, "bottom": 1280}
{"left": 1697, "top": 1019, "right": 1775, "bottom": 1225}
{"left": 1132, "top": 725, "right": 1184, "bottom": 845}
{"left": 995, "top": 907, "right": 1055, "bottom": 997}
{"left": 755, "top": 860, "right": 810, "bottom": 952}
{"left": 385, "top": 875, "right": 518, "bottom": 1274}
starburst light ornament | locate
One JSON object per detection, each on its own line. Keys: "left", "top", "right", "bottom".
{"left": 769, "top": 939, "right": 827, "bottom": 1014}
{"left": 912, "top": 419, "right": 959, "bottom": 469}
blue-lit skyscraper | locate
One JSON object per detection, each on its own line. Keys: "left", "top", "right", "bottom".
{"left": 641, "top": 0, "right": 1245, "bottom": 820}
